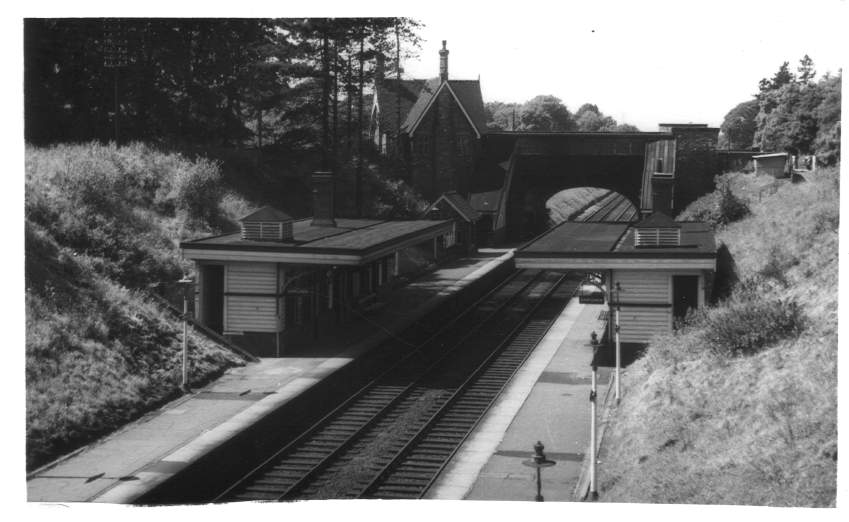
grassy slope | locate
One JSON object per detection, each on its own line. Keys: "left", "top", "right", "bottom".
{"left": 25, "top": 143, "right": 251, "bottom": 470}
{"left": 598, "top": 168, "right": 838, "bottom": 506}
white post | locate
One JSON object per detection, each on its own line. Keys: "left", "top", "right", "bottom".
{"left": 433, "top": 237, "right": 438, "bottom": 260}
{"left": 614, "top": 291, "right": 621, "bottom": 405}
{"left": 394, "top": 250, "right": 400, "bottom": 276}
{"left": 179, "top": 277, "right": 192, "bottom": 392}
{"left": 589, "top": 362, "right": 598, "bottom": 501}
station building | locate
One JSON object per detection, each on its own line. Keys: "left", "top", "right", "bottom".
{"left": 514, "top": 212, "right": 717, "bottom": 344}
{"left": 180, "top": 172, "right": 454, "bottom": 357}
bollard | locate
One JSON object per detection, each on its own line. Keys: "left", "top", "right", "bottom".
{"left": 522, "top": 441, "right": 556, "bottom": 501}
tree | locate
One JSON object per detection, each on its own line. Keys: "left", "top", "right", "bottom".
{"left": 797, "top": 54, "right": 816, "bottom": 84}
{"left": 719, "top": 99, "right": 759, "bottom": 150}
{"left": 518, "top": 95, "right": 575, "bottom": 131}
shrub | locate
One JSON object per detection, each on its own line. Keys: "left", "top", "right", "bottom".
{"left": 170, "top": 158, "right": 224, "bottom": 226}
{"left": 715, "top": 178, "right": 750, "bottom": 225}
{"left": 697, "top": 284, "right": 806, "bottom": 357}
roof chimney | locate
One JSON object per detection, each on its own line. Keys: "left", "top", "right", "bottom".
{"left": 311, "top": 171, "right": 336, "bottom": 227}
{"left": 439, "top": 40, "right": 449, "bottom": 82}
{"left": 375, "top": 53, "right": 385, "bottom": 83}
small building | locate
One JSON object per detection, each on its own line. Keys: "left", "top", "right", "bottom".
{"left": 422, "top": 191, "right": 483, "bottom": 254}
{"left": 753, "top": 152, "right": 790, "bottom": 178}
{"left": 181, "top": 172, "right": 454, "bottom": 357}
{"left": 514, "top": 212, "right": 717, "bottom": 344}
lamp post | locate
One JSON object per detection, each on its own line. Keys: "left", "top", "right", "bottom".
{"left": 522, "top": 441, "right": 556, "bottom": 501}
{"left": 178, "top": 276, "right": 193, "bottom": 392}
{"left": 612, "top": 282, "right": 622, "bottom": 405}
{"left": 589, "top": 335, "right": 599, "bottom": 501}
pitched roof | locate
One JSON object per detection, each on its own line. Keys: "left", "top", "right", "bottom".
{"left": 425, "top": 191, "right": 481, "bottom": 222}
{"left": 239, "top": 206, "right": 293, "bottom": 222}
{"left": 374, "top": 78, "right": 427, "bottom": 137}
{"left": 402, "top": 79, "right": 487, "bottom": 138}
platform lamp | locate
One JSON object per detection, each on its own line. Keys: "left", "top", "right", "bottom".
{"left": 178, "top": 275, "right": 194, "bottom": 392}
{"left": 588, "top": 333, "right": 600, "bottom": 501}
{"left": 611, "top": 282, "right": 622, "bottom": 405}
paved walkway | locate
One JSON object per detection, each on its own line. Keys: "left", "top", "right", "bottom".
{"left": 27, "top": 254, "right": 511, "bottom": 503}
{"left": 428, "top": 300, "right": 610, "bottom": 501}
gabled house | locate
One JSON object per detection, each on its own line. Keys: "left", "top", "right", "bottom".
{"left": 370, "top": 41, "right": 487, "bottom": 202}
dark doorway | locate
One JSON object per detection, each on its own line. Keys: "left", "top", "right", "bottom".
{"left": 672, "top": 275, "right": 699, "bottom": 320}
{"left": 202, "top": 265, "right": 224, "bottom": 333}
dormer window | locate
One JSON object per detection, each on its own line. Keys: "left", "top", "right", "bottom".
{"left": 239, "top": 206, "right": 294, "bottom": 242}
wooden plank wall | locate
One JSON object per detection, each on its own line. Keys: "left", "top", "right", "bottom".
{"left": 225, "top": 262, "right": 278, "bottom": 333}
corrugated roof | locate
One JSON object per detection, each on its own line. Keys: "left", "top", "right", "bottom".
{"left": 239, "top": 206, "right": 292, "bottom": 222}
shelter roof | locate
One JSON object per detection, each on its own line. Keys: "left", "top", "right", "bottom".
{"left": 517, "top": 219, "right": 716, "bottom": 259}
{"left": 182, "top": 218, "right": 452, "bottom": 257}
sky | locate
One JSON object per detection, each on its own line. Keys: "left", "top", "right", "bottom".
{"left": 399, "top": 0, "right": 846, "bottom": 131}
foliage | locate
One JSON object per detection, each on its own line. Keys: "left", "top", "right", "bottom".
{"left": 749, "top": 57, "right": 841, "bottom": 164}
{"left": 24, "top": 18, "right": 422, "bottom": 154}
{"left": 718, "top": 99, "right": 758, "bottom": 150}
{"left": 599, "top": 166, "right": 839, "bottom": 506}
{"left": 25, "top": 143, "right": 252, "bottom": 468}
{"left": 676, "top": 174, "right": 750, "bottom": 227}
{"left": 365, "top": 166, "right": 428, "bottom": 219}
{"left": 694, "top": 281, "right": 806, "bottom": 357}
{"left": 485, "top": 98, "right": 639, "bottom": 132}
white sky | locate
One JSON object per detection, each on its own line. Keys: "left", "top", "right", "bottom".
{"left": 400, "top": 0, "right": 846, "bottom": 130}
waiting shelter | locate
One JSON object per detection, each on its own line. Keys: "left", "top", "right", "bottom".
{"left": 514, "top": 212, "right": 717, "bottom": 344}
{"left": 181, "top": 172, "right": 454, "bottom": 357}
{"left": 423, "top": 191, "right": 484, "bottom": 254}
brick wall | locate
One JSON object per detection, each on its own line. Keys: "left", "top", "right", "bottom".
{"left": 670, "top": 127, "right": 720, "bottom": 212}
{"left": 408, "top": 88, "right": 476, "bottom": 201}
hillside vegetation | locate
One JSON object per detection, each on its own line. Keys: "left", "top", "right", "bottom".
{"left": 598, "top": 167, "right": 838, "bottom": 506}
{"left": 25, "top": 142, "right": 252, "bottom": 470}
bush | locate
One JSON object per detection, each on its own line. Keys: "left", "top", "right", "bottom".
{"left": 697, "top": 282, "right": 806, "bottom": 357}
{"left": 171, "top": 158, "right": 224, "bottom": 226}
{"left": 715, "top": 178, "right": 750, "bottom": 225}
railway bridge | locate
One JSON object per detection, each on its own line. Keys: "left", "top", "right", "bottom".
{"left": 473, "top": 124, "right": 720, "bottom": 241}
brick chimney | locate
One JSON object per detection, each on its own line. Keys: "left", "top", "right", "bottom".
{"left": 439, "top": 40, "right": 449, "bottom": 82}
{"left": 310, "top": 171, "right": 336, "bottom": 227}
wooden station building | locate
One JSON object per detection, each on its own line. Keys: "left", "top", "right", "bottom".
{"left": 180, "top": 172, "right": 454, "bottom": 357}
{"left": 514, "top": 212, "right": 717, "bottom": 344}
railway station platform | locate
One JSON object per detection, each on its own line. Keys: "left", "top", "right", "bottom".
{"left": 27, "top": 253, "right": 513, "bottom": 504}
{"left": 427, "top": 299, "right": 611, "bottom": 501}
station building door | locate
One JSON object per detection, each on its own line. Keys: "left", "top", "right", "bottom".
{"left": 202, "top": 265, "right": 224, "bottom": 333}
{"left": 672, "top": 275, "right": 699, "bottom": 321}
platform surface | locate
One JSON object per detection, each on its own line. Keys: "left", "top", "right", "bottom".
{"left": 428, "top": 300, "right": 610, "bottom": 501}
{"left": 27, "top": 254, "right": 510, "bottom": 503}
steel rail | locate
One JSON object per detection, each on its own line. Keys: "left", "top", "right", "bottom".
{"left": 359, "top": 273, "right": 580, "bottom": 499}
{"left": 214, "top": 269, "right": 539, "bottom": 502}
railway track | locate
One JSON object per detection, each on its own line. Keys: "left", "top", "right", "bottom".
{"left": 581, "top": 191, "right": 638, "bottom": 222}
{"left": 215, "top": 269, "right": 578, "bottom": 502}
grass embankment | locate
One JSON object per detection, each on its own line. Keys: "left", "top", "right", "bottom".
{"left": 598, "top": 168, "right": 838, "bottom": 506}
{"left": 25, "top": 142, "right": 253, "bottom": 470}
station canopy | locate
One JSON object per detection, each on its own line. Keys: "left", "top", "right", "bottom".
{"left": 515, "top": 213, "right": 717, "bottom": 271}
